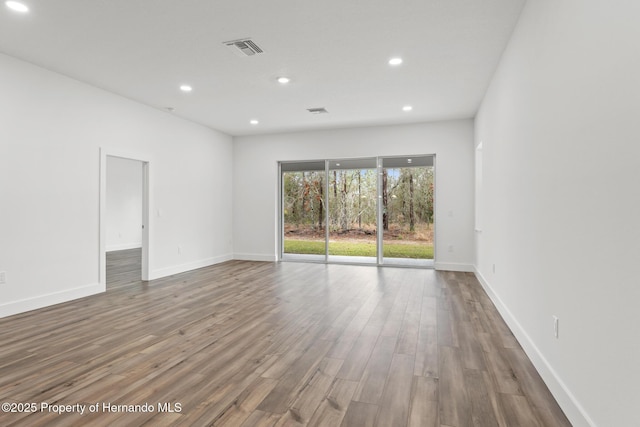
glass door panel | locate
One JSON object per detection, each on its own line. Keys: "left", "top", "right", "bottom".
{"left": 280, "top": 155, "right": 435, "bottom": 268}
{"left": 281, "top": 161, "right": 326, "bottom": 262}
{"left": 381, "top": 156, "right": 434, "bottom": 267}
{"left": 327, "top": 158, "right": 377, "bottom": 264}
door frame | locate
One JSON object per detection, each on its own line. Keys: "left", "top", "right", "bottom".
{"left": 378, "top": 154, "right": 436, "bottom": 267}
{"left": 99, "top": 147, "right": 151, "bottom": 287}
{"left": 326, "top": 157, "right": 378, "bottom": 264}
{"left": 279, "top": 154, "right": 436, "bottom": 267}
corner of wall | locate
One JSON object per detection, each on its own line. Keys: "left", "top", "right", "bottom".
{"left": 473, "top": 267, "right": 595, "bottom": 427}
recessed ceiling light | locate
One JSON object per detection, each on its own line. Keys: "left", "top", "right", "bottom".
{"left": 277, "top": 77, "right": 290, "bottom": 84}
{"left": 179, "top": 85, "right": 192, "bottom": 92}
{"left": 250, "top": 119, "right": 259, "bottom": 125}
{"left": 402, "top": 105, "right": 413, "bottom": 112}
{"left": 5, "top": 1, "right": 29, "bottom": 12}
{"left": 388, "top": 57, "right": 403, "bottom": 66}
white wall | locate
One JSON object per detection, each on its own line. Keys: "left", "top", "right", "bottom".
{"left": 233, "top": 120, "right": 475, "bottom": 270}
{"left": 475, "top": 1, "right": 640, "bottom": 426}
{"left": 106, "top": 156, "right": 142, "bottom": 251}
{"left": 0, "top": 52, "right": 234, "bottom": 318}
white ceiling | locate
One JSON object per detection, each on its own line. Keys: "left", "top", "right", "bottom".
{"left": 0, "top": 0, "right": 525, "bottom": 136}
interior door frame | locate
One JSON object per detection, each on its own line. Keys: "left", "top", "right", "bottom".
{"left": 99, "top": 147, "right": 151, "bottom": 288}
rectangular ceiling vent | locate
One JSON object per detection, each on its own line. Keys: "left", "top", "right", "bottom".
{"left": 307, "top": 107, "right": 328, "bottom": 114}
{"left": 223, "top": 38, "right": 264, "bottom": 57}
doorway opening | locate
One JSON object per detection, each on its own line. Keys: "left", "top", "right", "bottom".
{"left": 279, "top": 155, "right": 434, "bottom": 267}
{"left": 99, "top": 149, "right": 150, "bottom": 289}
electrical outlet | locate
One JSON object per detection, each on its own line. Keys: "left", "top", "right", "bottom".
{"left": 177, "top": 245, "right": 182, "bottom": 254}
{"left": 553, "top": 315, "right": 559, "bottom": 338}
{"left": 0, "top": 271, "right": 6, "bottom": 285}
{"left": 492, "top": 264, "right": 496, "bottom": 274}
{"left": 448, "top": 245, "right": 454, "bottom": 252}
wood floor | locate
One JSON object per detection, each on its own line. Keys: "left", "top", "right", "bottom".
{"left": 0, "top": 251, "right": 571, "bottom": 426}
{"left": 105, "top": 248, "right": 142, "bottom": 289}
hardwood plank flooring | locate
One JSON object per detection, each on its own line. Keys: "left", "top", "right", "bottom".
{"left": 106, "top": 248, "right": 142, "bottom": 288}
{"left": 0, "top": 255, "right": 571, "bottom": 426}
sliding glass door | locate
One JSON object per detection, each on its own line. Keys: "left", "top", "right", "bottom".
{"left": 281, "top": 161, "right": 326, "bottom": 262}
{"left": 280, "top": 155, "right": 434, "bottom": 267}
{"left": 380, "top": 156, "right": 434, "bottom": 267}
{"left": 327, "top": 158, "right": 377, "bottom": 264}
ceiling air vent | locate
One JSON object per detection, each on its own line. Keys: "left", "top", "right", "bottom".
{"left": 307, "top": 107, "right": 328, "bottom": 114}
{"left": 223, "top": 38, "right": 264, "bottom": 57}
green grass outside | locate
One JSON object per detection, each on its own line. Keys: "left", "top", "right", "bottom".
{"left": 284, "top": 239, "right": 434, "bottom": 259}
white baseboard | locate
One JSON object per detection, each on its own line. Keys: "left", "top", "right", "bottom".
{"left": 0, "top": 282, "right": 104, "bottom": 319}
{"left": 434, "top": 262, "right": 474, "bottom": 272}
{"left": 233, "top": 253, "right": 277, "bottom": 262}
{"left": 149, "top": 254, "right": 233, "bottom": 280}
{"left": 106, "top": 243, "right": 142, "bottom": 252}
{"left": 473, "top": 267, "right": 595, "bottom": 427}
